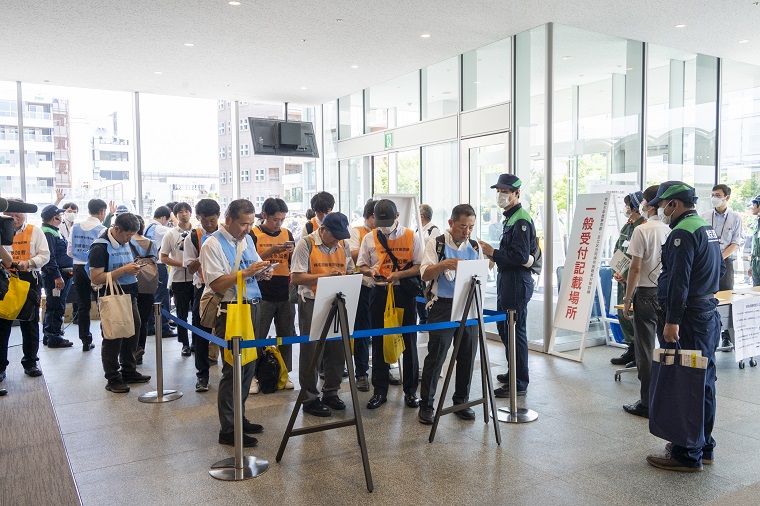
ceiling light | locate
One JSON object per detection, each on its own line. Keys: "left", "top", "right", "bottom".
{"left": 300, "top": 86, "right": 307, "bottom": 90}
{"left": 675, "top": 24, "right": 686, "bottom": 28}
{"left": 184, "top": 43, "right": 194, "bottom": 47}
{"left": 350, "top": 65, "right": 359, "bottom": 69}
{"left": 228, "top": 1, "right": 241, "bottom": 5}
{"left": 154, "top": 71, "right": 163, "bottom": 75}
{"left": 562, "top": 56, "right": 573, "bottom": 61}
{"left": 739, "top": 39, "right": 749, "bottom": 44}
{"left": 420, "top": 33, "right": 431, "bottom": 38}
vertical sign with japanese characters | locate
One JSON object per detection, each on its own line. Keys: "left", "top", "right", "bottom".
{"left": 553, "top": 193, "right": 610, "bottom": 333}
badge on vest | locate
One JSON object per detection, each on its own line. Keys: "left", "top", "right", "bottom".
{"left": 521, "top": 225, "right": 527, "bottom": 231}
{"left": 674, "top": 238, "right": 681, "bottom": 247}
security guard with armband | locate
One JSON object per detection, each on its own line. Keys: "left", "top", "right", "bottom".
{"left": 478, "top": 174, "right": 540, "bottom": 398}
{"left": 645, "top": 181, "right": 723, "bottom": 472}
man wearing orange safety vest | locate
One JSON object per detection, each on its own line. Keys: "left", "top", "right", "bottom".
{"left": 0, "top": 199, "right": 51, "bottom": 381}
{"left": 348, "top": 199, "right": 377, "bottom": 392}
{"left": 291, "top": 212, "right": 354, "bottom": 417}
{"left": 249, "top": 197, "right": 296, "bottom": 392}
{"left": 358, "top": 199, "right": 424, "bottom": 410}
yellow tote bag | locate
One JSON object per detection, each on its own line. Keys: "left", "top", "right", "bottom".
{"left": 383, "top": 284, "right": 405, "bottom": 364}
{"left": 0, "top": 273, "right": 30, "bottom": 321}
{"left": 224, "top": 271, "right": 258, "bottom": 366}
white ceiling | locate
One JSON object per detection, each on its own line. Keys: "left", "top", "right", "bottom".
{"left": 1, "top": 0, "right": 758, "bottom": 106}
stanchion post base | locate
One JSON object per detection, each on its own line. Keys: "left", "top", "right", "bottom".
{"left": 138, "top": 390, "right": 183, "bottom": 403}
{"left": 209, "top": 456, "right": 269, "bottom": 481}
{"left": 494, "top": 407, "right": 538, "bottom": 423}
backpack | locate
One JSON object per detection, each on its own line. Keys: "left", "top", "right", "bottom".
{"left": 256, "top": 349, "right": 281, "bottom": 394}
{"left": 425, "top": 235, "right": 480, "bottom": 301}
{"left": 129, "top": 241, "right": 159, "bottom": 294}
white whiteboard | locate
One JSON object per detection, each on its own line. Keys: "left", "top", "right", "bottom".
{"left": 309, "top": 274, "right": 363, "bottom": 340}
{"left": 450, "top": 259, "right": 490, "bottom": 321}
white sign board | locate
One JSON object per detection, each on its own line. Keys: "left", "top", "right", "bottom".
{"left": 553, "top": 193, "right": 610, "bottom": 333}
{"left": 309, "top": 274, "right": 363, "bottom": 340}
{"left": 450, "top": 259, "right": 491, "bottom": 321}
{"left": 374, "top": 194, "right": 423, "bottom": 244}
{"left": 729, "top": 296, "right": 760, "bottom": 362}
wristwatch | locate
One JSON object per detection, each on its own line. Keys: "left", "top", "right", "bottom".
{"left": 623, "top": 297, "right": 632, "bottom": 304}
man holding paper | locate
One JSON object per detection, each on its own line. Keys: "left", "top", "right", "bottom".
{"left": 646, "top": 181, "right": 723, "bottom": 472}
{"left": 418, "top": 204, "right": 483, "bottom": 424}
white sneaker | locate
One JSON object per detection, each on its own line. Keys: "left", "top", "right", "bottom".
{"left": 284, "top": 379, "right": 294, "bottom": 390}
{"left": 249, "top": 380, "right": 259, "bottom": 394}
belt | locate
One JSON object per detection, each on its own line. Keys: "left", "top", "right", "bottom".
{"left": 220, "top": 298, "right": 260, "bottom": 306}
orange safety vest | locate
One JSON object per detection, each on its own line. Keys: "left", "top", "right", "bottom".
{"left": 354, "top": 225, "right": 370, "bottom": 246}
{"left": 11, "top": 224, "right": 34, "bottom": 263}
{"left": 251, "top": 226, "right": 290, "bottom": 277}
{"left": 308, "top": 236, "right": 347, "bottom": 293}
{"left": 373, "top": 228, "right": 415, "bottom": 278}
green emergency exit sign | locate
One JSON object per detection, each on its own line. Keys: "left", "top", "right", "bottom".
{"left": 384, "top": 131, "right": 393, "bottom": 149}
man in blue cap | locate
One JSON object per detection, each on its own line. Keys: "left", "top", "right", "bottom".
{"left": 748, "top": 194, "right": 760, "bottom": 286}
{"left": 478, "top": 174, "right": 540, "bottom": 397}
{"left": 40, "top": 205, "right": 74, "bottom": 348}
{"left": 645, "top": 181, "right": 723, "bottom": 472}
{"left": 291, "top": 211, "right": 355, "bottom": 417}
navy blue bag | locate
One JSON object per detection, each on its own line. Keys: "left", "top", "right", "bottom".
{"left": 648, "top": 346, "right": 706, "bottom": 449}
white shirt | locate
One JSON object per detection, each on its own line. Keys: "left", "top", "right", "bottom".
{"left": 60, "top": 219, "right": 74, "bottom": 242}
{"left": 700, "top": 208, "right": 743, "bottom": 255}
{"left": 146, "top": 219, "right": 171, "bottom": 260}
{"left": 419, "top": 221, "right": 441, "bottom": 245}
{"left": 161, "top": 227, "right": 192, "bottom": 284}
{"left": 349, "top": 224, "right": 375, "bottom": 288}
{"left": 420, "top": 230, "right": 484, "bottom": 298}
{"left": 626, "top": 217, "right": 671, "bottom": 288}
{"left": 200, "top": 224, "right": 262, "bottom": 302}
{"left": 3, "top": 222, "right": 50, "bottom": 271}
{"left": 291, "top": 230, "right": 355, "bottom": 300}
{"left": 356, "top": 224, "right": 424, "bottom": 286}
{"left": 66, "top": 215, "right": 104, "bottom": 264}
{"left": 183, "top": 226, "right": 213, "bottom": 288}
{"left": 299, "top": 216, "right": 323, "bottom": 241}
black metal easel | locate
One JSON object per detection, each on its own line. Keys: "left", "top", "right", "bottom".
{"left": 276, "top": 293, "right": 373, "bottom": 492}
{"left": 429, "top": 277, "right": 501, "bottom": 445}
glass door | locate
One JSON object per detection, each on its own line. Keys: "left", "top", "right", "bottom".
{"left": 463, "top": 133, "right": 509, "bottom": 337}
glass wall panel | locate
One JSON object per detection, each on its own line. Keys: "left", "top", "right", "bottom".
{"left": 338, "top": 92, "right": 363, "bottom": 139}
{"left": 646, "top": 45, "right": 718, "bottom": 213}
{"left": 462, "top": 38, "right": 511, "bottom": 111}
{"left": 0, "top": 81, "right": 21, "bottom": 198}
{"left": 422, "top": 57, "right": 459, "bottom": 120}
{"left": 421, "top": 142, "right": 458, "bottom": 226}
{"left": 372, "top": 154, "right": 389, "bottom": 195}
{"left": 395, "top": 148, "right": 421, "bottom": 197}
{"left": 20, "top": 83, "right": 134, "bottom": 217}
{"left": 339, "top": 156, "right": 371, "bottom": 226}
{"left": 365, "top": 71, "right": 420, "bottom": 133}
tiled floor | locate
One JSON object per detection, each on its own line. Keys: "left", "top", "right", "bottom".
{"left": 6, "top": 322, "right": 760, "bottom": 506}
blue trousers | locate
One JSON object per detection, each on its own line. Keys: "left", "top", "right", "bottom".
{"left": 43, "top": 275, "right": 73, "bottom": 342}
{"left": 659, "top": 300, "right": 720, "bottom": 467}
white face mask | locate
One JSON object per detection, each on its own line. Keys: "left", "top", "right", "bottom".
{"left": 64, "top": 213, "right": 76, "bottom": 223}
{"left": 658, "top": 201, "right": 674, "bottom": 225}
{"left": 379, "top": 222, "right": 397, "bottom": 235}
{"left": 497, "top": 192, "right": 513, "bottom": 209}
{"left": 711, "top": 196, "right": 725, "bottom": 209}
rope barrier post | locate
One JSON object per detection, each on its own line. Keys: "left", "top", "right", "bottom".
{"left": 210, "top": 336, "right": 269, "bottom": 481}
{"left": 496, "top": 309, "right": 538, "bottom": 423}
{"left": 139, "top": 303, "right": 182, "bottom": 403}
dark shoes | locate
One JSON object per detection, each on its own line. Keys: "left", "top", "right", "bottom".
{"left": 454, "top": 406, "right": 476, "bottom": 421}
{"left": 496, "top": 373, "right": 510, "bottom": 383}
{"left": 611, "top": 344, "right": 635, "bottom": 365}
{"left": 195, "top": 377, "right": 209, "bottom": 392}
{"left": 494, "top": 386, "right": 526, "bottom": 398}
{"left": 389, "top": 373, "right": 402, "bottom": 386}
{"left": 625, "top": 360, "right": 637, "bottom": 369}
{"left": 0, "top": 371, "right": 5, "bottom": 382}
{"left": 623, "top": 401, "right": 649, "bottom": 418}
{"left": 24, "top": 366, "right": 42, "bottom": 377}
{"left": 720, "top": 337, "right": 732, "bottom": 351}
{"left": 82, "top": 341, "right": 95, "bottom": 352}
{"left": 665, "top": 443, "right": 713, "bottom": 465}
{"left": 303, "top": 399, "right": 332, "bottom": 417}
{"left": 322, "top": 395, "right": 346, "bottom": 411}
{"left": 181, "top": 346, "right": 191, "bottom": 357}
{"left": 219, "top": 431, "right": 258, "bottom": 448}
{"left": 0, "top": 388, "right": 6, "bottom": 396}
{"left": 418, "top": 405, "right": 435, "bottom": 425}
{"left": 242, "top": 418, "right": 263, "bottom": 434}
{"left": 367, "top": 394, "right": 387, "bottom": 410}
{"left": 48, "top": 339, "right": 74, "bottom": 348}
{"left": 122, "top": 372, "right": 151, "bottom": 384}
{"left": 105, "top": 381, "right": 130, "bottom": 393}
{"left": 162, "top": 329, "right": 178, "bottom": 338}
{"left": 404, "top": 393, "right": 420, "bottom": 408}
{"left": 646, "top": 453, "right": 702, "bottom": 472}
{"left": 356, "top": 376, "right": 370, "bottom": 392}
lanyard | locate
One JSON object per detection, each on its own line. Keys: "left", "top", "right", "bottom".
{"left": 711, "top": 212, "right": 729, "bottom": 240}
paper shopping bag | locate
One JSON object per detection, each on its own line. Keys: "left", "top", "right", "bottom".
{"left": 98, "top": 272, "right": 135, "bottom": 339}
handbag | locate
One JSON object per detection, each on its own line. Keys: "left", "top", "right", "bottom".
{"left": 0, "top": 270, "right": 31, "bottom": 321}
{"left": 223, "top": 271, "right": 258, "bottom": 366}
{"left": 649, "top": 346, "right": 707, "bottom": 449}
{"left": 375, "top": 230, "right": 423, "bottom": 297}
{"left": 199, "top": 238, "right": 244, "bottom": 329}
{"left": 98, "top": 272, "right": 135, "bottom": 339}
{"left": 383, "top": 284, "right": 406, "bottom": 364}
{"left": 129, "top": 241, "right": 159, "bottom": 294}
{"left": 256, "top": 346, "right": 282, "bottom": 394}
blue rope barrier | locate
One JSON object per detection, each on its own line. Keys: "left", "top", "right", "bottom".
{"left": 161, "top": 308, "right": 506, "bottom": 350}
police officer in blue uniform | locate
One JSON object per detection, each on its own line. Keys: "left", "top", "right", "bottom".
{"left": 645, "top": 181, "right": 723, "bottom": 472}
{"left": 478, "top": 174, "right": 539, "bottom": 398}
{"left": 40, "top": 205, "right": 74, "bottom": 348}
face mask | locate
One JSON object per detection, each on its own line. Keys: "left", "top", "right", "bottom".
{"left": 379, "top": 223, "right": 397, "bottom": 235}
{"left": 711, "top": 197, "right": 725, "bottom": 209}
{"left": 64, "top": 213, "right": 76, "bottom": 223}
{"left": 658, "top": 201, "right": 674, "bottom": 225}
{"left": 497, "top": 193, "right": 512, "bottom": 209}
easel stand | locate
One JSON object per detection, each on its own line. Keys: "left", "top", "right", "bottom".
{"left": 276, "top": 293, "right": 373, "bottom": 493}
{"left": 496, "top": 310, "right": 538, "bottom": 423}
{"left": 210, "top": 336, "right": 269, "bottom": 480}
{"left": 429, "top": 278, "right": 501, "bottom": 445}
{"left": 139, "top": 303, "right": 182, "bottom": 403}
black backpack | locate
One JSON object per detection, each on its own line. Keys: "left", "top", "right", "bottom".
{"left": 256, "top": 349, "right": 281, "bottom": 394}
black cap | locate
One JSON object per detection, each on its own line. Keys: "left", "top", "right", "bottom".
{"left": 321, "top": 212, "right": 350, "bottom": 240}
{"left": 41, "top": 205, "right": 66, "bottom": 220}
{"left": 752, "top": 194, "right": 760, "bottom": 205}
{"left": 647, "top": 181, "right": 697, "bottom": 207}
{"left": 0, "top": 197, "right": 38, "bottom": 214}
{"left": 491, "top": 174, "right": 523, "bottom": 190}
{"left": 373, "top": 199, "right": 397, "bottom": 228}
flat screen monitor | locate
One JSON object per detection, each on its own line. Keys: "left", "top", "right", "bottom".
{"left": 249, "top": 117, "right": 319, "bottom": 158}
